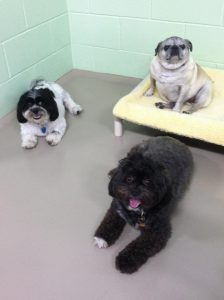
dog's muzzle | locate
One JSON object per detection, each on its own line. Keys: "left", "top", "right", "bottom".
{"left": 30, "top": 107, "right": 44, "bottom": 120}
{"left": 170, "top": 45, "right": 179, "bottom": 56}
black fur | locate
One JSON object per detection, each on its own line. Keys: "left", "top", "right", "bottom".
{"left": 17, "top": 92, "right": 29, "bottom": 123}
{"left": 94, "top": 136, "right": 193, "bottom": 274}
{"left": 155, "top": 41, "right": 162, "bottom": 55}
{"left": 17, "top": 88, "right": 59, "bottom": 123}
{"left": 185, "top": 39, "right": 193, "bottom": 52}
{"left": 155, "top": 38, "right": 193, "bottom": 55}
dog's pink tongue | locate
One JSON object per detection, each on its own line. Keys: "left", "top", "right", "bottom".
{"left": 129, "top": 199, "right": 141, "bottom": 209}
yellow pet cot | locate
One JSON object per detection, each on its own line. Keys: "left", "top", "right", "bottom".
{"left": 113, "top": 68, "right": 224, "bottom": 146}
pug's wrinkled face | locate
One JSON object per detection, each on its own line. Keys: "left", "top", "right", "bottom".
{"left": 155, "top": 36, "right": 192, "bottom": 65}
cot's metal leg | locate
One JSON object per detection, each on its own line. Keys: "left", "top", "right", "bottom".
{"left": 114, "top": 117, "right": 123, "bottom": 137}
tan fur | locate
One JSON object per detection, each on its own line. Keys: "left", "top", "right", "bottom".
{"left": 145, "top": 37, "right": 213, "bottom": 114}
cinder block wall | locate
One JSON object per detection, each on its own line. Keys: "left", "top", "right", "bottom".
{"left": 1, "top": 0, "right": 224, "bottom": 118}
{"left": 0, "top": 0, "right": 72, "bottom": 118}
{"left": 68, "top": 0, "right": 224, "bottom": 78}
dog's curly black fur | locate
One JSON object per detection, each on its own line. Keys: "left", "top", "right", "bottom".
{"left": 94, "top": 136, "right": 193, "bottom": 274}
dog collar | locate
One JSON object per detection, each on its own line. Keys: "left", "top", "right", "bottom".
{"left": 41, "top": 127, "right": 47, "bottom": 134}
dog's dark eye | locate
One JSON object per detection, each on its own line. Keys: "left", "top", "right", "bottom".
{"left": 27, "top": 102, "right": 32, "bottom": 107}
{"left": 143, "top": 179, "right": 150, "bottom": 186}
{"left": 126, "top": 176, "right": 134, "bottom": 184}
{"left": 180, "top": 44, "right": 185, "bottom": 50}
{"left": 164, "top": 45, "right": 169, "bottom": 51}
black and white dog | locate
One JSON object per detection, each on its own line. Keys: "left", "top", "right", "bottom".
{"left": 17, "top": 80, "right": 82, "bottom": 149}
{"left": 94, "top": 136, "right": 193, "bottom": 274}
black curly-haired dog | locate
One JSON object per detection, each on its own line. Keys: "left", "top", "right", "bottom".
{"left": 94, "top": 136, "right": 193, "bottom": 274}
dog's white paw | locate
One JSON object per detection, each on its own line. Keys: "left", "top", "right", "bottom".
{"left": 72, "top": 104, "right": 83, "bottom": 116}
{"left": 22, "top": 138, "right": 37, "bottom": 149}
{"left": 144, "top": 88, "right": 154, "bottom": 97}
{"left": 93, "top": 237, "right": 108, "bottom": 249}
{"left": 46, "top": 132, "right": 62, "bottom": 146}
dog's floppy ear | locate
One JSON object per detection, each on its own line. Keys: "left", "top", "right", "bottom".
{"left": 39, "top": 89, "right": 59, "bottom": 121}
{"left": 17, "top": 93, "right": 28, "bottom": 123}
{"left": 155, "top": 41, "right": 162, "bottom": 55}
{"left": 118, "top": 157, "right": 131, "bottom": 168}
{"left": 108, "top": 157, "right": 130, "bottom": 178}
{"left": 108, "top": 168, "right": 118, "bottom": 179}
{"left": 48, "top": 101, "right": 59, "bottom": 121}
{"left": 185, "top": 39, "right": 193, "bottom": 52}
{"left": 108, "top": 158, "right": 130, "bottom": 179}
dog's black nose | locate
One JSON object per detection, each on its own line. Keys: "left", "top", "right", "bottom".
{"left": 30, "top": 107, "right": 40, "bottom": 115}
{"left": 171, "top": 45, "right": 179, "bottom": 56}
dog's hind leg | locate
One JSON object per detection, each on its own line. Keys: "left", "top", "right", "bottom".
{"left": 62, "top": 90, "right": 83, "bottom": 116}
{"left": 183, "top": 82, "right": 212, "bottom": 114}
{"left": 155, "top": 101, "right": 175, "bottom": 109}
{"left": 94, "top": 202, "right": 126, "bottom": 248}
{"left": 116, "top": 222, "right": 171, "bottom": 273}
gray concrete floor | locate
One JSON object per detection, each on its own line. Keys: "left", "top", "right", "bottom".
{"left": 0, "top": 70, "right": 224, "bottom": 300}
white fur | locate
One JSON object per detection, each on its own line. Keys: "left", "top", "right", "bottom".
{"left": 93, "top": 237, "right": 108, "bottom": 249}
{"left": 21, "top": 134, "right": 38, "bottom": 149}
{"left": 20, "top": 80, "right": 83, "bottom": 149}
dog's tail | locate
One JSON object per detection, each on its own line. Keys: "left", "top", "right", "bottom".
{"left": 30, "top": 78, "right": 45, "bottom": 89}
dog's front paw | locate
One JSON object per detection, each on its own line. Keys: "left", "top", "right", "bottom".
{"left": 46, "top": 132, "right": 62, "bottom": 146}
{"left": 144, "top": 88, "right": 154, "bottom": 97}
{"left": 115, "top": 251, "right": 140, "bottom": 274}
{"left": 22, "top": 138, "right": 37, "bottom": 149}
{"left": 72, "top": 104, "right": 83, "bottom": 116}
{"left": 93, "top": 237, "right": 108, "bottom": 249}
{"left": 172, "top": 106, "right": 181, "bottom": 113}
